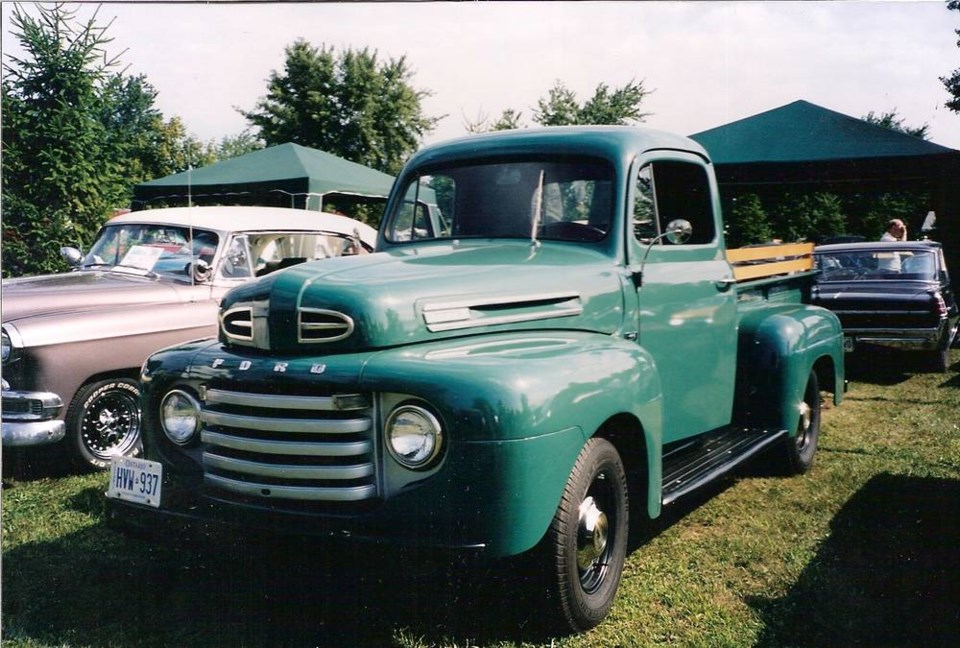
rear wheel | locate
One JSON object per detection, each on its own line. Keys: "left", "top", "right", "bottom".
{"left": 66, "top": 378, "right": 143, "bottom": 470}
{"left": 779, "top": 370, "right": 820, "bottom": 475}
{"left": 929, "top": 348, "right": 950, "bottom": 373}
{"left": 544, "top": 437, "right": 629, "bottom": 633}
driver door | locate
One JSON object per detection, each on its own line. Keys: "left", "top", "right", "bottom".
{"left": 629, "top": 155, "right": 738, "bottom": 443}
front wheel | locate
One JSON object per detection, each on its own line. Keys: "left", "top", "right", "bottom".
{"left": 778, "top": 370, "right": 821, "bottom": 475}
{"left": 66, "top": 378, "right": 143, "bottom": 470}
{"left": 544, "top": 438, "right": 629, "bottom": 633}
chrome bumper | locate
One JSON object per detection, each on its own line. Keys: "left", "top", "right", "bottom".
{"left": 1, "top": 388, "right": 66, "bottom": 447}
{"left": 845, "top": 319, "right": 952, "bottom": 351}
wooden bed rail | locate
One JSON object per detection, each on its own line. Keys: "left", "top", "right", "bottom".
{"left": 726, "top": 242, "right": 815, "bottom": 282}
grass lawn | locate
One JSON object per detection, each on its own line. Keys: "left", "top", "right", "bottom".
{"left": 3, "top": 349, "right": 959, "bottom": 647}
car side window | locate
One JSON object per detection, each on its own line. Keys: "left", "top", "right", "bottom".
{"left": 633, "top": 160, "right": 716, "bottom": 246}
{"left": 220, "top": 236, "right": 252, "bottom": 279}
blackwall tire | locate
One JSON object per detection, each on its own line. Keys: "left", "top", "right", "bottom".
{"left": 930, "top": 348, "right": 950, "bottom": 373}
{"left": 545, "top": 437, "right": 629, "bottom": 633}
{"left": 66, "top": 378, "right": 143, "bottom": 470}
{"left": 779, "top": 370, "right": 820, "bottom": 475}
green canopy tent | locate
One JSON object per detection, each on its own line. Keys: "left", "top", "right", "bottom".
{"left": 690, "top": 100, "right": 960, "bottom": 277}
{"left": 131, "top": 143, "right": 397, "bottom": 211}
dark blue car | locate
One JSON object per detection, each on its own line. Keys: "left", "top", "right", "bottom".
{"left": 812, "top": 241, "right": 958, "bottom": 372}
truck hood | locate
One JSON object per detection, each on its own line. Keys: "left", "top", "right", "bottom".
{"left": 218, "top": 242, "right": 626, "bottom": 352}
{"left": 2, "top": 271, "right": 191, "bottom": 323}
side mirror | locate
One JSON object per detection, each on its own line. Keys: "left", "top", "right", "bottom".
{"left": 190, "top": 259, "right": 212, "bottom": 283}
{"left": 664, "top": 219, "right": 693, "bottom": 245}
{"left": 633, "top": 219, "right": 695, "bottom": 289}
{"left": 60, "top": 247, "right": 83, "bottom": 268}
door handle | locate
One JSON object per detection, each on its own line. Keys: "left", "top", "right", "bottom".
{"left": 715, "top": 278, "right": 736, "bottom": 291}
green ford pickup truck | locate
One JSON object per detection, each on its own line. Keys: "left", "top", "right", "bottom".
{"left": 109, "top": 127, "right": 845, "bottom": 632}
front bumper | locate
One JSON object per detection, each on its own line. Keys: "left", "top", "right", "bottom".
{"left": 1, "top": 387, "right": 66, "bottom": 447}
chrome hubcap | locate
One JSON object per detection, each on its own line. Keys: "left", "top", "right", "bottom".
{"left": 576, "top": 496, "right": 609, "bottom": 571}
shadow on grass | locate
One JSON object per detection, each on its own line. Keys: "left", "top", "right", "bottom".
{"left": 1, "top": 442, "right": 79, "bottom": 483}
{"left": 751, "top": 473, "right": 960, "bottom": 647}
{"left": 845, "top": 346, "right": 959, "bottom": 385}
{"left": 2, "top": 496, "right": 560, "bottom": 647}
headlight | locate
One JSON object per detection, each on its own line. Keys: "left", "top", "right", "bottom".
{"left": 160, "top": 389, "right": 202, "bottom": 446}
{"left": 385, "top": 403, "right": 443, "bottom": 469}
{"left": 1, "top": 326, "right": 21, "bottom": 365}
{"left": 1, "top": 330, "right": 11, "bottom": 364}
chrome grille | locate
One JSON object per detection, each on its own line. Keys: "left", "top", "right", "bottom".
{"left": 200, "top": 388, "right": 378, "bottom": 503}
{"left": 221, "top": 307, "right": 254, "bottom": 342}
{"left": 298, "top": 308, "right": 354, "bottom": 343}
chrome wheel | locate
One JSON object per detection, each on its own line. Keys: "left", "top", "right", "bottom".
{"left": 67, "top": 378, "right": 143, "bottom": 469}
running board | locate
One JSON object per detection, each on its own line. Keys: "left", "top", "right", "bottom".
{"left": 661, "top": 427, "right": 788, "bottom": 506}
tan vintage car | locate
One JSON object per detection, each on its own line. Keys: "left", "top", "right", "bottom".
{"left": 1, "top": 206, "right": 377, "bottom": 469}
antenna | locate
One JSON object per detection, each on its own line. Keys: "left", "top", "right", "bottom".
{"left": 531, "top": 169, "right": 544, "bottom": 248}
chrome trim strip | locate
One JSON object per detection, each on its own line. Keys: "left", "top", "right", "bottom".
{"left": 205, "top": 474, "right": 377, "bottom": 501}
{"left": 422, "top": 291, "right": 583, "bottom": 332}
{"left": 220, "top": 306, "right": 254, "bottom": 342}
{"left": 832, "top": 310, "right": 935, "bottom": 315}
{"left": 297, "top": 308, "right": 354, "bottom": 343}
{"left": 201, "top": 430, "right": 372, "bottom": 456}
{"left": 203, "top": 452, "right": 375, "bottom": 480}
{"left": 423, "top": 290, "right": 581, "bottom": 313}
{"left": 204, "top": 389, "right": 369, "bottom": 411}
{"left": 201, "top": 410, "right": 370, "bottom": 434}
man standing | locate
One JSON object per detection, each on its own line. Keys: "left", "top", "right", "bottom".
{"left": 878, "top": 219, "right": 907, "bottom": 271}
{"left": 881, "top": 219, "right": 907, "bottom": 242}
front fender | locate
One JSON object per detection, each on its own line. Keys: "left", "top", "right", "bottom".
{"left": 361, "top": 331, "right": 664, "bottom": 556}
{"left": 735, "top": 304, "right": 844, "bottom": 432}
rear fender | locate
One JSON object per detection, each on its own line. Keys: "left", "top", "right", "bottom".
{"left": 734, "top": 304, "right": 844, "bottom": 432}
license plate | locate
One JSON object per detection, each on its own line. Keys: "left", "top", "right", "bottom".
{"left": 843, "top": 337, "right": 855, "bottom": 352}
{"left": 108, "top": 457, "right": 163, "bottom": 508}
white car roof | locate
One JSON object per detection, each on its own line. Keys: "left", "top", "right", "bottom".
{"left": 108, "top": 206, "right": 378, "bottom": 247}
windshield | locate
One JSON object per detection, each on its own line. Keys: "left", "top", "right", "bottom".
{"left": 384, "top": 158, "right": 615, "bottom": 244}
{"left": 84, "top": 223, "right": 370, "bottom": 281}
{"left": 84, "top": 224, "right": 220, "bottom": 280}
{"left": 816, "top": 248, "right": 938, "bottom": 281}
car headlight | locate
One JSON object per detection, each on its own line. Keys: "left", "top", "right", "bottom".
{"left": 385, "top": 403, "right": 443, "bottom": 470}
{"left": 160, "top": 389, "right": 202, "bottom": 446}
{"left": 1, "top": 329, "right": 11, "bottom": 364}
{"left": 1, "top": 326, "right": 21, "bottom": 365}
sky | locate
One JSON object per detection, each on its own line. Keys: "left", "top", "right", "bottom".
{"left": 3, "top": 1, "right": 959, "bottom": 152}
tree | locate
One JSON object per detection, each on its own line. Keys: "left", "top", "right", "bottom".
{"left": 861, "top": 110, "right": 930, "bottom": 140}
{"left": 942, "top": 0, "right": 960, "bottom": 112}
{"left": 768, "top": 192, "right": 846, "bottom": 243}
{"left": 1, "top": 3, "right": 201, "bottom": 277}
{"left": 533, "top": 80, "right": 652, "bottom": 126}
{"left": 242, "top": 41, "right": 439, "bottom": 175}
{"left": 466, "top": 79, "right": 653, "bottom": 133}
{"left": 215, "top": 129, "right": 263, "bottom": 160}
{"left": 725, "top": 194, "right": 774, "bottom": 247}
{"left": 465, "top": 108, "right": 524, "bottom": 133}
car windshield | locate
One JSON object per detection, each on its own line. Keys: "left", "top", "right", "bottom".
{"left": 816, "top": 248, "right": 938, "bottom": 281}
{"left": 384, "top": 157, "right": 615, "bottom": 244}
{"left": 84, "top": 223, "right": 370, "bottom": 281}
{"left": 83, "top": 224, "right": 220, "bottom": 280}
